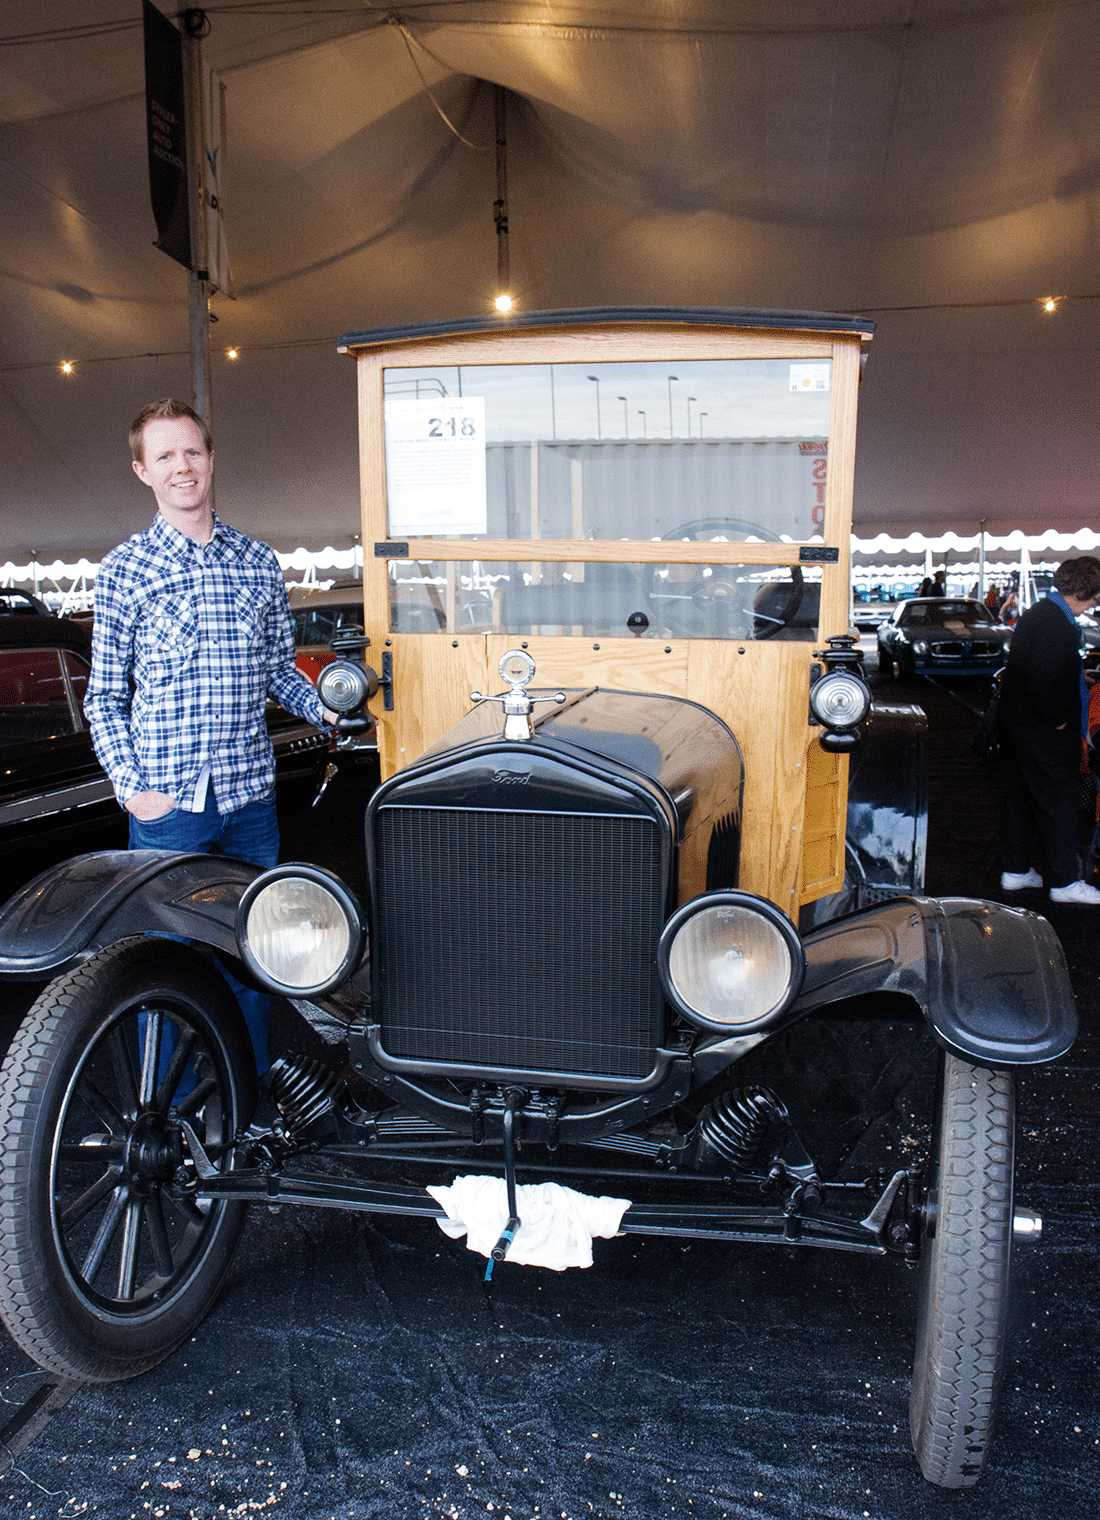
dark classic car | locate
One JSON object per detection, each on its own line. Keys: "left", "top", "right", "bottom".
{"left": 876, "top": 597, "right": 1011, "bottom": 677}
{"left": 0, "top": 589, "right": 54, "bottom": 616}
{"left": 0, "top": 613, "right": 334, "bottom": 904}
{"left": 290, "top": 577, "right": 474, "bottom": 667}
{"left": 0, "top": 310, "right": 1076, "bottom": 1494}
{"left": 288, "top": 580, "right": 366, "bottom": 683}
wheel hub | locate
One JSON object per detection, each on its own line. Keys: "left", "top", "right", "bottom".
{"left": 123, "top": 1112, "right": 182, "bottom": 1195}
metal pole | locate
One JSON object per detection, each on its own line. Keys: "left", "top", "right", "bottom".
{"left": 978, "top": 518, "right": 986, "bottom": 601}
{"left": 587, "top": 376, "right": 601, "bottom": 439}
{"left": 180, "top": 7, "right": 212, "bottom": 431}
{"left": 494, "top": 84, "right": 509, "bottom": 297}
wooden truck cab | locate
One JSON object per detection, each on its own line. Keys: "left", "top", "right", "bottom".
{"left": 339, "top": 307, "right": 873, "bottom": 913}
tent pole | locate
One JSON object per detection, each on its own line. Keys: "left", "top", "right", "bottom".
{"left": 978, "top": 518, "right": 986, "bottom": 600}
{"left": 494, "top": 84, "right": 510, "bottom": 297}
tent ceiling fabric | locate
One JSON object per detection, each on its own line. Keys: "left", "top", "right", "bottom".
{"left": 2, "top": 1, "right": 1099, "bottom": 557}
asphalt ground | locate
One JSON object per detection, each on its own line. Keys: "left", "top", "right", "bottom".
{"left": 0, "top": 677, "right": 1096, "bottom": 1520}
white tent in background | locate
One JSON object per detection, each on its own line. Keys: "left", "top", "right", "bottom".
{"left": 0, "top": 544, "right": 365, "bottom": 614}
{"left": 5, "top": 3, "right": 1100, "bottom": 560}
{"left": 0, "top": 529, "right": 1093, "bottom": 610}
{"left": 850, "top": 528, "right": 1100, "bottom": 594}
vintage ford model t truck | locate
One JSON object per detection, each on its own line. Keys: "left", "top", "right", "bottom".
{"left": 0, "top": 309, "right": 1075, "bottom": 1490}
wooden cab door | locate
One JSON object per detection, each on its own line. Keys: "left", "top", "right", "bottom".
{"left": 340, "top": 310, "right": 872, "bottom": 911}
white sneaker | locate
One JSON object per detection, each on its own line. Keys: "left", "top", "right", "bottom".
{"left": 1048, "top": 879, "right": 1100, "bottom": 904}
{"left": 1001, "top": 869, "right": 1043, "bottom": 890}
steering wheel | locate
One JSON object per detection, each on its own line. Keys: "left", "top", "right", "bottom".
{"left": 647, "top": 517, "right": 804, "bottom": 640}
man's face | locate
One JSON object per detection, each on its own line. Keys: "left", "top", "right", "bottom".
{"left": 132, "top": 416, "right": 213, "bottom": 530}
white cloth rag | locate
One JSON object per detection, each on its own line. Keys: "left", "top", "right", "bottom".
{"left": 426, "top": 1176, "right": 630, "bottom": 1270}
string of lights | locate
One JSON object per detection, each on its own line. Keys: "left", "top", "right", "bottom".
{"left": 852, "top": 293, "right": 1100, "bottom": 314}
{"left": 8, "top": 290, "right": 1094, "bottom": 381}
{"left": 0, "top": 335, "right": 337, "bottom": 378}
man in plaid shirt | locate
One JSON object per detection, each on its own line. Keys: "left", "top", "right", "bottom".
{"left": 86, "top": 397, "right": 337, "bottom": 1071}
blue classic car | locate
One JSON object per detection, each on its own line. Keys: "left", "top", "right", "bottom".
{"left": 876, "top": 597, "right": 1010, "bottom": 678}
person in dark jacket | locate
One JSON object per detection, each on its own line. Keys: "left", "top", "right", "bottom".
{"left": 999, "top": 554, "right": 1100, "bottom": 903}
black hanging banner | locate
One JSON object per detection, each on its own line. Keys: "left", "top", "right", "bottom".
{"left": 142, "top": 0, "right": 191, "bottom": 270}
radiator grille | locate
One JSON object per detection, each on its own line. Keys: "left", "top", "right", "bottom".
{"left": 931, "top": 639, "right": 1001, "bottom": 659}
{"left": 374, "top": 807, "right": 668, "bottom": 1077}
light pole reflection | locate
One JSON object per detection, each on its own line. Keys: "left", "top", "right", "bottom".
{"left": 587, "top": 375, "right": 601, "bottom": 439}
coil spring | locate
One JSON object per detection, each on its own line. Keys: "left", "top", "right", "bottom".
{"left": 268, "top": 1055, "right": 343, "bottom": 1139}
{"left": 696, "top": 1085, "right": 788, "bottom": 1175}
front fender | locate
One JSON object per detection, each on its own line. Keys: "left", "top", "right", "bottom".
{"left": 0, "top": 849, "right": 261, "bottom": 979}
{"left": 794, "top": 895, "right": 1076, "bottom": 1066}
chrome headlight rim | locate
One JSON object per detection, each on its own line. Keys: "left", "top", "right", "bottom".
{"left": 808, "top": 667, "right": 872, "bottom": 731}
{"left": 657, "top": 890, "right": 806, "bottom": 1035}
{"left": 235, "top": 864, "right": 366, "bottom": 997}
{"left": 317, "top": 657, "right": 373, "bottom": 715}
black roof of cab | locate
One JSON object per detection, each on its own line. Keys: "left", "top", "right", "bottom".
{"left": 338, "top": 305, "right": 876, "bottom": 349}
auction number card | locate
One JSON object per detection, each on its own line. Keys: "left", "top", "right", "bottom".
{"left": 384, "top": 397, "right": 487, "bottom": 535}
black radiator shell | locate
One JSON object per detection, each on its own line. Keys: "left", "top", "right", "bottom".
{"left": 415, "top": 687, "right": 744, "bottom": 900}
{"left": 365, "top": 689, "right": 743, "bottom": 1082}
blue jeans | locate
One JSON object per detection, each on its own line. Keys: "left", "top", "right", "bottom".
{"left": 130, "top": 789, "right": 279, "bottom": 1081}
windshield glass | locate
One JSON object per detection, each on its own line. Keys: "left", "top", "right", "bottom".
{"left": 899, "top": 601, "right": 997, "bottom": 629}
{"left": 382, "top": 358, "right": 831, "bottom": 543}
{"left": 386, "top": 557, "right": 823, "bottom": 641}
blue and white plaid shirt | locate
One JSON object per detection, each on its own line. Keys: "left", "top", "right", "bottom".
{"left": 86, "top": 511, "right": 327, "bottom": 813}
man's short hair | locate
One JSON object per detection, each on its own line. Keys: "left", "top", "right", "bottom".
{"left": 1053, "top": 555, "right": 1100, "bottom": 601}
{"left": 129, "top": 399, "right": 213, "bottom": 463}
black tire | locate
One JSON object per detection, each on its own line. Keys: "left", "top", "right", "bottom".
{"left": 893, "top": 655, "right": 915, "bottom": 681}
{"left": 0, "top": 937, "right": 256, "bottom": 1382}
{"left": 909, "top": 1052, "right": 1015, "bottom": 1488}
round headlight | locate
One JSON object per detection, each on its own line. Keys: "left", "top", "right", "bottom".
{"left": 808, "top": 668, "right": 871, "bottom": 730}
{"left": 658, "top": 892, "right": 805, "bottom": 1033}
{"left": 317, "top": 658, "right": 375, "bottom": 715}
{"left": 236, "top": 866, "right": 365, "bottom": 996}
